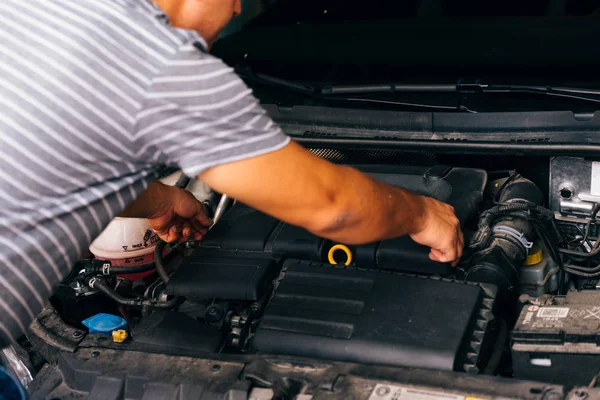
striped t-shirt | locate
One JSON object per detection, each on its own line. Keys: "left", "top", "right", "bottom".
{"left": 0, "top": 0, "right": 290, "bottom": 347}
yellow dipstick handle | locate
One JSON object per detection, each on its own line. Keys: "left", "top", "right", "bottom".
{"left": 328, "top": 244, "right": 353, "bottom": 266}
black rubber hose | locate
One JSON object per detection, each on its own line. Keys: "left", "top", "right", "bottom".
{"left": 106, "top": 262, "right": 156, "bottom": 275}
{"left": 155, "top": 240, "right": 171, "bottom": 284}
{"left": 533, "top": 223, "right": 563, "bottom": 268}
{"left": 88, "top": 277, "right": 181, "bottom": 309}
{"left": 559, "top": 246, "right": 600, "bottom": 259}
{"left": 90, "top": 278, "right": 146, "bottom": 307}
{"left": 563, "top": 267, "right": 600, "bottom": 278}
{"left": 563, "top": 263, "right": 600, "bottom": 273}
{"left": 479, "top": 203, "right": 557, "bottom": 230}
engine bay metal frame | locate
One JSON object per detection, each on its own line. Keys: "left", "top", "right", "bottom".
{"left": 24, "top": 304, "right": 600, "bottom": 400}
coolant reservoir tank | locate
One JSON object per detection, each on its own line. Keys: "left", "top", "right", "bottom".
{"left": 89, "top": 217, "right": 160, "bottom": 267}
{"left": 88, "top": 171, "right": 185, "bottom": 279}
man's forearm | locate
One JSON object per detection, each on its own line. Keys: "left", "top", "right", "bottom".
{"left": 308, "top": 165, "right": 428, "bottom": 244}
{"left": 200, "top": 142, "right": 428, "bottom": 244}
{"left": 199, "top": 141, "right": 461, "bottom": 263}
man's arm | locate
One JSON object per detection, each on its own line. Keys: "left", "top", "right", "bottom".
{"left": 200, "top": 141, "right": 463, "bottom": 265}
{"left": 132, "top": 44, "right": 462, "bottom": 264}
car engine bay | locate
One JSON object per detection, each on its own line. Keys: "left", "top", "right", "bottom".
{"left": 14, "top": 151, "right": 600, "bottom": 399}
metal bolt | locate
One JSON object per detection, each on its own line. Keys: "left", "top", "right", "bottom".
{"left": 72, "top": 331, "right": 83, "bottom": 338}
{"left": 208, "top": 308, "right": 217, "bottom": 316}
{"left": 91, "top": 351, "right": 100, "bottom": 358}
{"left": 210, "top": 364, "right": 221, "bottom": 372}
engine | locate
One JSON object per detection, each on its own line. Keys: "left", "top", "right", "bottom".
{"left": 39, "top": 157, "right": 600, "bottom": 386}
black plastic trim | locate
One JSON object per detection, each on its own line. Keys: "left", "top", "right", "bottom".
{"left": 296, "top": 137, "right": 600, "bottom": 156}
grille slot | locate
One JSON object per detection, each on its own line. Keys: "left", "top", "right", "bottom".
{"left": 308, "top": 148, "right": 437, "bottom": 165}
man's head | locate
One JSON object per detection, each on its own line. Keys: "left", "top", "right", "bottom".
{"left": 154, "top": 0, "right": 242, "bottom": 46}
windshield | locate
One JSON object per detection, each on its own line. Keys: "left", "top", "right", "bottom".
{"left": 214, "top": 0, "right": 600, "bottom": 103}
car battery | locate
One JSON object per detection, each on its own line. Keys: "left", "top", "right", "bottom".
{"left": 511, "top": 291, "right": 600, "bottom": 386}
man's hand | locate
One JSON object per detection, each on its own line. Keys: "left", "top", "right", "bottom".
{"left": 120, "top": 182, "right": 212, "bottom": 243}
{"left": 409, "top": 197, "right": 464, "bottom": 266}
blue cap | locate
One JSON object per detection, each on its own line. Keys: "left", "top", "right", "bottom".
{"left": 82, "top": 313, "right": 127, "bottom": 335}
{"left": 0, "top": 366, "right": 28, "bottom": 400}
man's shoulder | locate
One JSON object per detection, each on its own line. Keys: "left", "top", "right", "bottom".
{"left": 53, "top": 0, "right": 202, "bottom": 58}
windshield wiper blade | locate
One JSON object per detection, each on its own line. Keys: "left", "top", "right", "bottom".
{"left": 457, "top": 81, "right": 600, "bottom": 97}
{"left": 461, "top": 82, "right": 600, "bottom": 105}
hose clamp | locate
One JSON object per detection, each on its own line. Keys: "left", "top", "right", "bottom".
{"left": 87, "top": 277, "right": 98, "bottom": 289}
{"left": 102, "top": 263, "right": 111, "bottom": 275}
{"left": 493, "top": 225, "right": 534, "bottom": 251}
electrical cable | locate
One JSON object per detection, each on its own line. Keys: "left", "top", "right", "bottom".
{"left": 567, "top": 203, "right": 600, "bottom": 250}
{"left": 559, "top": 204, "right": 600, "bottom": 278}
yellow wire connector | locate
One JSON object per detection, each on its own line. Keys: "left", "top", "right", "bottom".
{"left": 112, "top": 329, "right": 128, "bottom": 343}
{"left": 328, "top": 244, "right": 353, "bottom": 266}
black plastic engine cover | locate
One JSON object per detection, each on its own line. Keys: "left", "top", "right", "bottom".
{"left": 166, "top": 251, "right": 279, "bottom": 301}
{"left": 252, "top": 260, "right": 496, "bottom": 372}
{"left": 199, "top": 165, "right": 486, "bottom": 275}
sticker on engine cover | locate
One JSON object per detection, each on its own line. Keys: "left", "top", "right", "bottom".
{"left": 368, "top": 384, "right": 486, "bottom": 400}
{"left": 572, "top": 306, "right": 600, "bottom": 320}
{"left": 537, "top": 307, "right": 569, "bottom": 319}
{"left": 519, "top": 307, "right": 570, "bottom": 329}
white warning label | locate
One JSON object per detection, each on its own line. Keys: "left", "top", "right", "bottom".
{"left": 522, "top": 312, "right": 534, "bottom": 325}
{"left": 368, "top": 384, "right": 485, "bottom": 400}
{"left": 583, "top": 307, "right": 600, "bottom": 320}
{"left": 537, "top": 307, "right": 569, "bottom": 318}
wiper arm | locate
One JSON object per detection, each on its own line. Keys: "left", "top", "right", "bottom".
{"left": 321, "top": 84, "right": 457, "bottom": 95}
{"left": 322, "top": 80, "right": 600, "bottom": 95}
{"left": 235, "top": 65, "right": 316, "bottom": 94}
{"left": 235, "top": 65, "right": 474, "bottom": 112}
{"left": 321, "top": 80, "right": 600, "bottom": 104}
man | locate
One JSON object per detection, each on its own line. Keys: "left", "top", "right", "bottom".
{"left": 0, "top": 0, "right": 462, "bottom": 347}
